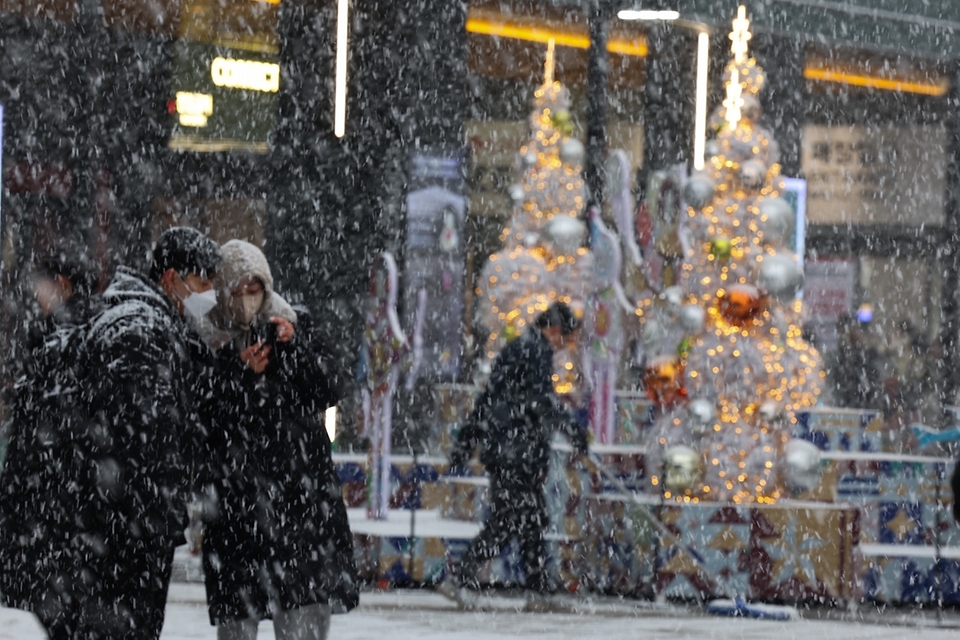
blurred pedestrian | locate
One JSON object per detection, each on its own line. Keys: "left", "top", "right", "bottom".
{"left": 829, "top": 312, "right": 884, "bottom": 410}
{"left": 76, "top": 227, "right": 220, "bottom": 638}
{"left": 195, "top": 240, "right": 358, "bottom": 640}
{"left": 0, "top": 249, "right": 101, "bottom": 638}
{"left": 28, "top": 251, "right": 98, "bottom": 334}
{"left": 440, "top": 302, "right": 589, "bottom": 607}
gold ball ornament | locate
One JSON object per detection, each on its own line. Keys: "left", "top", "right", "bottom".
{"left": 663, "top": 445, "right": 703, "bottom": 491}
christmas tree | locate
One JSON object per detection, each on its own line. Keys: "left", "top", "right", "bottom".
{"left": 475, "top": 40, "right": 592, "bottom": 398}
{"left": 641, "top": 6, "right": 824, "bottom": 504}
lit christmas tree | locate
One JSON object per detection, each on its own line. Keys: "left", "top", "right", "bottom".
{"left": 641, "top": 6, "right": 824, "bottom": 504}
{"left": 475, "top": 40, "right": 592, "bottom": 397}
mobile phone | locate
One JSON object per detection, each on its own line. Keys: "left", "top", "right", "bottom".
{"left": 254, "top": 321, "right": 278, "bottom": 347}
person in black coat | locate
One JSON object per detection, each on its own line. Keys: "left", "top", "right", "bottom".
{"left": 22, "top": 251, "right": 100, "bottom": 350}
{"left": 440, "top": 302, "right": 588, "bottom": 603}
{"left": 1, "top": 227, "right": 221, "bottom": 639}
{"left": 196, "top": 240, "right": 358, "bottom": 640}
{"left": 0, "top": 250, "right": 101, "bottom": 639}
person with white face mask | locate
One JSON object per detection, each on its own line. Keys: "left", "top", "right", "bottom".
{"left": 194, "top": 239, "right": 358, "bottom": 640}
{"left": 6, "top": 227, "right": 222, "bottom": 639}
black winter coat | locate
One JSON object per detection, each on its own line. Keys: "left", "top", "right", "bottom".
{"left": 200, "top": 310, "right": 359, "bottom": 625}
{"left": 0, "top": 268, "right": 198, "bottom": 612}
{"left": 451, "top": 328, "right": 588, "bottom": 483}
{"left": 0, "top": 293, "right": 101, "bottom": 611}
{"left": 80, "top": 268, "right": 200, "bottom": 544}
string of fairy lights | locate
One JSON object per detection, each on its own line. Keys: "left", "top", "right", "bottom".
{"left": 477, "top": 38, "right": 591, "bottom": 396}
{"left": 476, "top": 6, "right": 824, "bottom": 505}
{"left": 642, "top": 5, "right": 824, "bottom": 505}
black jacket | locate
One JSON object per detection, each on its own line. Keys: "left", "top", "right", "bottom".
{"left": 80, "top": 267, "right": 200, "bottom": 544}
{"left": 0, "top": 293, "right": 101, "bottom": 611}
{"left": 200, "top": 310, "right": 359, "bottom": 624}
{"left": 452, "top": 328, "right": 587, "bottom": 482}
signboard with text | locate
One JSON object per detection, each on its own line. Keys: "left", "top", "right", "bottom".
{"left": 169, "top": 41, "right": 279, "bottom": 152}
{"left": 801, "top": 124, "right": 946, "bottom": 227}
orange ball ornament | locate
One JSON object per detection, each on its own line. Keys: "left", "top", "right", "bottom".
{"left": 643, "top": 355, "right": 687, "bottom": 408}
{"left": 718, "top": 284, "right": 762, "bottom": 325}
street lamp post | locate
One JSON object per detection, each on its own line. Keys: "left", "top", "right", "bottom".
{"left": 585, "top": 0, "right": 612, "bottom": 211}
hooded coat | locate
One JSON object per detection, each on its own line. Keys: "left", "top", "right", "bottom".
{"left": 198, "top": 240, "right": 358, "bottom": 625}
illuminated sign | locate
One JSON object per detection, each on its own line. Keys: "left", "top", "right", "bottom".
{"left": 211, "top": 57, "right": 280, "bottom": 93}
{"left": 175, "top": 91, "right": 214, "bottom": 127}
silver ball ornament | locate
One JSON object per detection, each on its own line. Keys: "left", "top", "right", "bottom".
{"left": 739, "top": 159, "right": 767, "bottom": 191}
{"left": 641, "top": 317, "right": 667, "bottom": 354}
{"left": 523, "top": 151, "right": 538, "bottom": 167}
{"left": 727, "top": 139, "right": 755, "bottom": 164}
{"left": 542, "top": 216, "right": 586, "bottom": 255}
{"left": 663, "top": 445, "right": 703, "bottom": 491}
{"left": 559, "top": 139, "right": 586, "bottom": 166}
{"left": 508, "top": 184, "right": 525, "bottom": 203}
{"left": 740, "top": 95, "right": 762, "bottom": 123}
{"left": 758, "top": 197, "right": 795, "bottom": 246}
{"left": 679, "top": 304, "right": 706, "bottom": 335}
{"left": 758, "top": 400, "right": 782, "bottom": 423}
{"left": 781, "top": 438, "right": 823, "bottom": 493}
{"left": 705, "top": 140, "right": 721, "bottom": 160}
{"left": 688, "top": 399, "right": 716, "bottom": 437}
{"left": 757, "top": 253, "right": 804, "bottom": 301}
{"left": 662, "top": 285, "right": 684, "bottom": 315}
{"left": 683, "top": 174, "right": 715, "bottom": 210}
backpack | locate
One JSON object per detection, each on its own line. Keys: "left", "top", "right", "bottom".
{"left": 0, "top": 321, "right": 92, "bottom": 610}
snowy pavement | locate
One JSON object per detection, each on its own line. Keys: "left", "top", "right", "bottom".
{"left": 1, "top": 584, "right": 960, "bottom": 639}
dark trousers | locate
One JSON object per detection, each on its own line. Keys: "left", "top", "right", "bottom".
{"left": 35, "top": 595, "right": 78, "bottom": 640}
{"left": 37, "top": 537, "right": 176, "bottom": 639}
{"left": 455, "top": 472, "right": 551, "bottom": 593}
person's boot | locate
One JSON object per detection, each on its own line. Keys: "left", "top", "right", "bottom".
{"left": 435, "top": 572, "right": 461, "bottom": 602}
{"left": 436, "top": 572, "right": 479, "bottom": 610}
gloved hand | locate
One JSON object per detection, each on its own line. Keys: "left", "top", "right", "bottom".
{"left": 448, "top": 447, "right": 469, "bottom": 476}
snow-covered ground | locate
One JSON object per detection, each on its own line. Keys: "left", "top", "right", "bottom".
{"left": 0, "top": 584, "right": 959, "bottom": 639}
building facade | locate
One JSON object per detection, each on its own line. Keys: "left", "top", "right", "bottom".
{"left": 1, "top": 0, "right": 959, "bottom": 438}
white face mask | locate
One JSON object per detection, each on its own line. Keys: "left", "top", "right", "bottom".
{"left": 235, "top": 291, "right": 264, "bottom": 327}
{"left": 182, "top": 289, "right": 218, "bottom": 321}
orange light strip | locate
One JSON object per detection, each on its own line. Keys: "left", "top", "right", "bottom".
{"left": 465, "top": 17, "right": 648, "bottom": 58}
{"left": 466, "top": 15, "right": 944, "bottom": 95}
{"left": 803, "top": 67, "right": 948, "bottom": 96}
